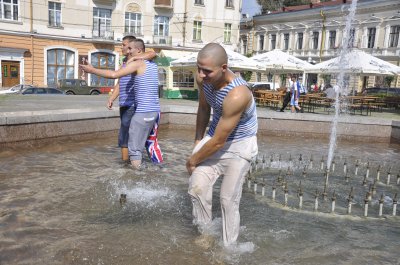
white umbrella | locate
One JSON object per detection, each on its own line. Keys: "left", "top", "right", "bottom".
{"left": 170, "top": 49, "right": 262, "bottom": 71}
{"left": 251, "top": 49, "right": 312, "bottom": 72}
{"left": 305, "top": 49, "right": 400, "bottom": 75}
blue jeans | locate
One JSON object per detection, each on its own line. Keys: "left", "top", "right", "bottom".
{"left": 118, "top": 105, "right": 135, "bottom": 147}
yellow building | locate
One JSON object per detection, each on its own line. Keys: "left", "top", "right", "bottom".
{"left": 0, "top": 0, "right": 243, "bottom": 98}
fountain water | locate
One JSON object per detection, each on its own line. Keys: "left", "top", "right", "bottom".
{"left": 0, "top": 129, "right": 399, "bottom": 264}
{"left": 326, "top": 0, "right": 358, "bottom": 171}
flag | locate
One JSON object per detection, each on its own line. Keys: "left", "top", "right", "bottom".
{"left": 145, "top": 112, "right": 163, "bottom": 163}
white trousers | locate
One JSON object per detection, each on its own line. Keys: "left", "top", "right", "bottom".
{"left": 188, "top": 136, "right": 258, "bottom": 246}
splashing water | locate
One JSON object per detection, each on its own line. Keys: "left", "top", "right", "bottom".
{"left": 326, "top": 0, "right": 358, "bottom": 171}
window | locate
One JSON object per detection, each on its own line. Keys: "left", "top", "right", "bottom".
{"left": 367, "top": 27, "right": 376, "bottom": 48}
{"left": 242, "top": 38, "right": 248, "bottom": 54}
{"left": 259, "top": 35, "right": 264, "bottom": 51}
{"left": 90, "top": 52, "right": 116, "bottom": 86}
{"left": 256, "top": 73, "right": 261, "bottom": 82}
{"left": 193, "top": 20, "right": 202, "bottom": 41}
{"left": 125, "top": 12, "right": 142, "bottom": 35}
{"left": 389, "top": 25, "right": 400, "bottom": 48}
{"left": 271, "top": 34, "right": 276, "bottom": 50}
{"left": 283, "top": 33, "right": 289, "bottom": 50}
{"left": 47, "top": 49, "right": 75, "bottom": 86}
{"left": 154, "top": 16, "right": 169, "bottom": 36}
{"left": 348, "top": 28, "right": 355, "bottom": 48}
{"left": 48, "top": 1, "right": 61, "bottom": 27}
{"left": 225, "top": 0, "right": 234, "bottom": 8}
{"left": 297, "top": 32, "right": 303, "bottom": 50}
{"left": 173, "top": 70, "right": 194, "bottom": 87}
{"left": 329, "top": 30, "right": 336, "bottom": 49}
{"left": 93, "top": 8, "right": 112, "bottom": 38}
{"left": 312, "top": 31, "right": 319, "bottom": 50}
{"left": 0, "top": 0, "right": 18, "bottom": 20}
{"left": 224, "top": 23, "right": 232, "bottom": 43}
{"left": 194, "top": 0, "right": 204, "bottom": 5}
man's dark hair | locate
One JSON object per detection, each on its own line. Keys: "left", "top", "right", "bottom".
{"left": 133, "top": 38, "right": 145, "bottom": 51}
{"left": 122, "top": 35, "right": 136, "bottom": 42}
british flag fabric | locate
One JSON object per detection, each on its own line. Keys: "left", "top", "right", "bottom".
{"left": 145, "top": 112, "right": 163, "bottom": 163}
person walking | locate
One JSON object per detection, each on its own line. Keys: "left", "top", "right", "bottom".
{"left": 186, "top": 43, "right": 258, "bottom": 246}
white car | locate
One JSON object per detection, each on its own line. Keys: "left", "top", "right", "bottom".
{"left": 0, "top": 84, "right": 34, "bottom": 95}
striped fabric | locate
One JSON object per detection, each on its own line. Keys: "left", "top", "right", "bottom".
{"left": 145, "top": 112, "right": 163, "bottom": 163}
{"left": 203, "top": 77, "right": 258, "bottom": 141}
{"left": 133, "top": 60, "right": 160, "bottom": 113}
{"left": 118, "top": 63, "right": 135, "bottom": 107}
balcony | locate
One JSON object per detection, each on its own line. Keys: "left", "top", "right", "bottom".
{"left": 153, "top": 35, "right": 172, "bottom": 45}
{"left": 154, "top": 0, "right": 173, "bottom": 9}
{"left": 92, "top": 30, "right": 114, "bottom": 41}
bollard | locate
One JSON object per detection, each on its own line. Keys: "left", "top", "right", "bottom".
{"left": 366, "top": 161, "right": 370, "bottom": 179}
{"left": 362, "top": 174, "right": 367, "bottom": 186}
{"left": 332, "top": 160, "right": 336, "bottom": 172}
{"left": 397, "top": 174, "right": 400, "bottom": 185}
{"left": 262, "top": 155, "right": 266, "bottom": 170}
{"left": 309, "top": 154, "right": 313, "bottom": 169}
{"left": 364, "top": 192, "right": 369, "bottom": 217}
{"left": 284, "top": 183, "right": 289, "bottom": 207}
{"left": 261, "top": 178, "right": 266, "bottom": 196}
{"left": 344, "top": 159, "right": 347, "bottom": 174}
{"left": 298, "top": 181, "right": 303, "bottom": 209}
{"left": 347, "top": 187, "right": 354, "bottom": 214}
{"left": 378, "top": 194, "right": 384, "bottom": 217}
{"left": 253, "top": 178, "right": 258, "bottom": 194}
{"left": 320, "top": 156, "right": 325, "bottom": 170}
{"left": 302, "top": 166, "right": 307, "bottom": 178}
{"left": 272, "top": 182, "right": 276, "bottom": 202}
{"left": 355, "top": 160, "right": 359, "bottom": 176}
{"left": 376, "top": 165, "right": 381, "bottom": 181}
{"left": 314, "top": 189, "right": 319, "bottom": 211}
{"left": 393, "top": 193, "right": 397, "bottom": 216}
{"left": 386, "top": 167, "right": 391, "bottom": 185}
{"left": 331, "top": 190, "right": 336, "bottom": 213}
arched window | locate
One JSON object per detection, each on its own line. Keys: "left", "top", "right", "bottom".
{"left": 158, "top": 68, "right": 166, "bottom": 87}
{"left": 90, "top": 52, "right": 116, "bottom": 86}
{"left": 173, "top": 70, "right": 194, "bottom": 88}
{"left": 47, "top": 48, "right": 75, "bottom": 86}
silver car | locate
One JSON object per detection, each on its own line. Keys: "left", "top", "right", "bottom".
{"left": 0, "top": 84, "right": 34, "bottom": 95}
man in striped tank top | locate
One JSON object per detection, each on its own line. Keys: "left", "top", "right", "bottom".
{"left": 106, "top": 35, "right": 156, "bottom": 162}
{"left": 80, "top": 38, "right": 162, "bottom": 169}
{"left": 187, "top": 43, "right": 258, "bottom": 246}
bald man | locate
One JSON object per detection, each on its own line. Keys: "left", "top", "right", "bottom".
{"left": 186, "top": 43, "right": 258, "bottom": 246}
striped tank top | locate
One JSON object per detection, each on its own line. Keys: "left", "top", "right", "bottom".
{"left": 203, "top": 77, "right": 258, "bottom": 141}
{"left": 133, "top": 60, "right": 160, "bottom": 113}
{"left": 118, "top": 63, "right": 135, "bottom": 107}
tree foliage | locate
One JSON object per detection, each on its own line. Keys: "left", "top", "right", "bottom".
{"left": 256, "top": 0, "right": 311, "bottom": 12}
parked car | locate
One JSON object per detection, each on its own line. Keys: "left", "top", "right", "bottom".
{"left": 57, "top": 79, "right": 113, "bottom": 95}
{"left": 364, "top": 87, "right": 400, "bottom": 96}
{"left": 249, "top": 82, "right": 280, "bottom": 92}
{"left": 0, "top": 84, "right": 34, "bottom": 95}
{"left": 21, "top": 87, "right": 65, "bottom": 95}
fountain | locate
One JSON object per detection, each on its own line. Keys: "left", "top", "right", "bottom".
{"left": 1, "top": 129, "right": 398, "bottom": 265}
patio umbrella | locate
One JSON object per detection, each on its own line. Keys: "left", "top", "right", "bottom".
{"left": 250, "top": 49, "right": 312, "bottom": 89}
{"left": 170, "top": 49, "right": 262, "bottom": 71}
{"left": 305, "top": 49, "right": 400, "bottom": 75}
{"left": 251, "top": 49, "right": 313, "bottom": 72}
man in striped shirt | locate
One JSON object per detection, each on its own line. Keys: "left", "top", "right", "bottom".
{"left": 80, "top": 38, "right": 161, "bottom": 169}
{"left": 187, "top": 43, "right": 258, "bottom": 246}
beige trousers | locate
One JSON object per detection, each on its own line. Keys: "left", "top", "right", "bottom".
{"left": 188, "top": 135, "right": 258, "bottom": 246}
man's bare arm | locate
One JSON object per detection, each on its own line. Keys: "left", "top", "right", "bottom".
{"left": 80, "top": 60, "right": 142, "bottom": 79}
{"left": 107, "top": 82, "right": 120, "bottom": 109}
{"left": 194, "top": 84, "right": 211, "bottom": 144}
{"left": 186, "top": 85, "right": 252, "bottom": 173}
{"left": 130, "top": 50, "right": 157, "bottom": 62}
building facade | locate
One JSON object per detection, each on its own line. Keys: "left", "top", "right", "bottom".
{"left": 0, "top": 0, "right": 242, "bottom": 97}
{"left": 240, "top": 0, "right": 400, "bottom": 89}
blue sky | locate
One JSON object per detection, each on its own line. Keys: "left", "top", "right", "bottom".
{"left": 241, "top": 0, "right": 261, "bottom": 17}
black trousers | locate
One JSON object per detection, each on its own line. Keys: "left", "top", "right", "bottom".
{"left": 280, "top": 92, "right": 291, "bottom": 111}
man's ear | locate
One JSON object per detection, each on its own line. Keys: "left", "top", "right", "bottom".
{"left": 221, "top": 64, "right": 228, "bottom": 72}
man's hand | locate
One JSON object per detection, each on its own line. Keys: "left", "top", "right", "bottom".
{"left": 107, "top": 98, "right": 113, "bottom": 110}
{"left": 79, "top": 63, "right": 94, "bottom": 74}
{"left": 186, "top": 157, "right": 196, "bottom": 175}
